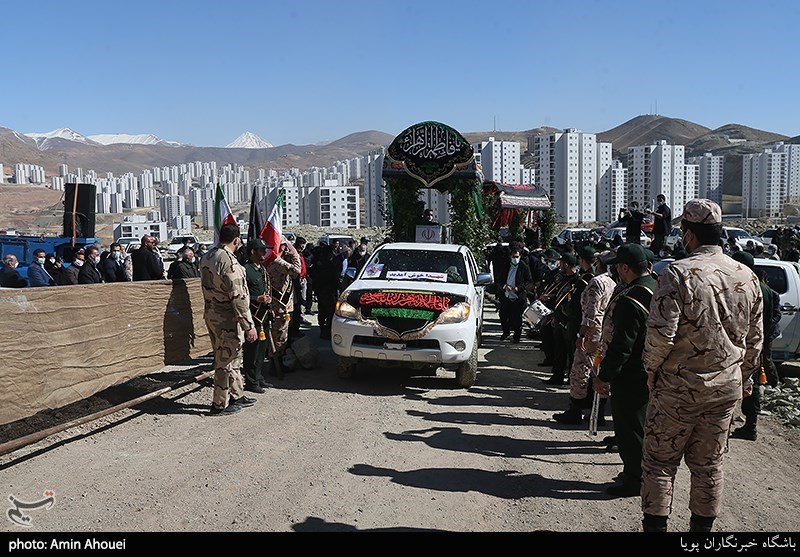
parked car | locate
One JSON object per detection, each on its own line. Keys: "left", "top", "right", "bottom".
{"left": 331, "top": 242, "right": 491, "bottom": 387}
{"left": 664, "top": 227, "right": 682, "bottom": 250}
{"left": 603, "top": 227, "right": 652, "bottom": 248}
{"left": 652, "top": 258, "right": 800, "bottom": 362}
{"left": 552, "top": 228, "right": 593, "bottom": 246}
{"left": 721, "top": 227, "right": 763, "bottom": 250}
{"left": 320, "top": 233, "right": 356, "bottom": 247}
{"left": 167, "top": 235, "right": 199, "bottom": 257}
{"left": 759, "top": 228, "right": 779, "bottom": 247}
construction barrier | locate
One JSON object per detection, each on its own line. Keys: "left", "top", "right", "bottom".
{"left": 0, "top": 279, "right": 210, "bottom": 426}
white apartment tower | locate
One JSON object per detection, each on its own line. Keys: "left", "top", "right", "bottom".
{"left": 687, "top": 153, "right": 724, "bottom": 205}
{"left": 472, "top": 137, "right": 520, "bottom": 185}
{"left": 310, "top": 180, "right": 360, "bottom": 228}
{"left": 684, "top": 164, "right": 700, "bottom": 201}
{"left": 532, "top": 129, "right": 607, "bottom": 224}
{"left": 742, "top": 143, "right": 800, "bottom": 217}
{"left": 627, "top": 140, "right": 687, "bottom": 212}
{"left": 160, "top": 194, "right": 186, "bottom": 224}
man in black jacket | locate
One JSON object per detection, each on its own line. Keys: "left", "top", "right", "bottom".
{"left": 167, "top": 247, "right": 200, "bottom": 280}
{"left": 78, "top": 246, "right": 104, "bottom": 284}
{"left": 131, "top": 235, "right": 164, "bottom": 281}
{"left": 647, "top": 194, "right": 672, "bottom": 255}
{"left": 619, "top": 202, "right": 646, "bottom": 244}
{"left": 0, "top": 254, "right": 28, "bottom": 288}
{"left": 499, "top": 242, "right": 533, "bottom": 343}
{"left": 101, "top": 243, "right": 128, "bottom": 282}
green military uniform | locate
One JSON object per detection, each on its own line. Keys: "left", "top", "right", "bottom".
{"left": 598, "top": 245, "right": 656, "bottom": 492}
{"left": 547, "top": 252, "right": 580, "bottom": 385}
{"left": 199, "top": 243, "right": 255, "bottom": 411}
{"left": 243, "top": 258, "right": 271, "bottom": 389}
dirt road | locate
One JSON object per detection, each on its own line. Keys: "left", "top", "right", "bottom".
{"left": 2, "top": 308, "right": 799, "bottom": 533}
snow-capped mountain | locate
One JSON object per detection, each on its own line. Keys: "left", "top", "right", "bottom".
{"left": 25, "top": 128, "right": 99, "bottom": 149}
{"left": 88, "top": 133, "right": 184, "bottom": 147}
{"left": 225, "top": 132, "right": 274, "bottom": 149}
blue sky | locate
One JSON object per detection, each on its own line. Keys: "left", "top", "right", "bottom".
{"left": 4, "top": 0, "right": 798, "bottom": 146}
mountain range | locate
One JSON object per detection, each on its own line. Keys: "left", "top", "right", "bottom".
{"left": 0, "top": 116, "right": 795, "bottom": 195}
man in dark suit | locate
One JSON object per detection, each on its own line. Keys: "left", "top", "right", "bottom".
{"left": 27, "top": 249, "right": 56, "bottom": 287}
{"left": 101, "top": 242, "right": 128, "bottom": 283}
{"left": 131, "top": 235, "right": 164, "bottom": 281}
{"left": 499, "top": 242, "right": 533, "bottom": 343}
{"left": 78, "top": 246, "right": 104, "bottom": 284}
{"left": 647, "top": 194, "right": 672, "bottom": 255}
{"left": 0, "top": 254, "right": 28, "bottom": 288}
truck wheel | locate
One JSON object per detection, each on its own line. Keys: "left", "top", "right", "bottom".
{"left": 455, "top": 336, "right": 478, "bottom": 388}
{"left": 336, "top": 356, "right": 356, "bottom": 379}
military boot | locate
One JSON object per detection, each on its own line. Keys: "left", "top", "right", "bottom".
{"left": 553, "top": 397, "right": 585, "bottom": 424}
{"left": 689, "top": 514, "right": 715, "bottom": 533}
{"left": 730, "top": 415, "right": 758, "bottom": 441}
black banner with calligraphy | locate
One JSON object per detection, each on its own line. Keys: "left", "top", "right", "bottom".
{"left": 384, "top": 121, "right": 481, "bottom": 190}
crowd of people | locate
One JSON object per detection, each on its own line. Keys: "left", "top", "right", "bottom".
{"left": 487, "top": 198, "right": 774, "bottom": 533}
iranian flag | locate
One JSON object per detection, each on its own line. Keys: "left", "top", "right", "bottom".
{"left": 261, "top": 189, "right": 284, "bottom": 265}
{"left": 214, "top": 183, "right": 236, "bottom": 244}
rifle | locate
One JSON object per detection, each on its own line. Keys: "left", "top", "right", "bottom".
{"left": 589, "top": 353, "right": 603, "bottom": 436}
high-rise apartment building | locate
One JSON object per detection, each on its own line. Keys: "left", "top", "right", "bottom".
{"left": 472, "top": 137, "right": 520, "bottom": 185}
{"left": 742, "top": 142, "right": 800, "bottom": 217}
{"left": 532, "top": 129, "right": 608, "bottom": 223}
{"left": 627, "top": 140, "right": 687, "bottom": 212}
{"left": 687, "top": 153, "right": 724, "bottom": 205}
{"left": 160, "top": 194, "right": 186, "bottom": 224}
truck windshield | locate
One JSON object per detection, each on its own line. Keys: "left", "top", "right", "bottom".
{"left": 361, "top": 249, "right": 468, "bottom": 284}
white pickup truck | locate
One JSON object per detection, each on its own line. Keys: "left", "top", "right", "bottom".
{"left": 331, "top": 242, "right": 491, "bottom": 387}
{"left": 653, "top": 258, "right": 800, "bottom": 361}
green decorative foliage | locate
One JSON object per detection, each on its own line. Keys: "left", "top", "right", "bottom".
{"left": 539, "top": 207, "right": 557, "bottom": 249}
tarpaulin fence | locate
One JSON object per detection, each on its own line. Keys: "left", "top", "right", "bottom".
{"left": 0, "top": 279, "right": 211, "bottom": 426}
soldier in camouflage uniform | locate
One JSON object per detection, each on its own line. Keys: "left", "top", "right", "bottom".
{"left": 641, "top": 199, "right": 763, "bottom": 532}
{"left": 554, "top": 249, "right": 616, "bottom": 424}
{"left": 553, "top": 245, "right": 596, "bottom": 422}
{"left": 267, "top": 237, "right": 302, "bottom": 363}
{"left": 593, "top": 244, "right": 656, "bottom": 497}
{"left": 199, "top": 223, "right": 259, "bottom": 415}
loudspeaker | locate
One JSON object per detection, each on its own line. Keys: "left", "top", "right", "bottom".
{"left": 63, "top": 183, "right": 97, "bottom": 238}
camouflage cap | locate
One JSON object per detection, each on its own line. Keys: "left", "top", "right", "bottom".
{"left": 607, "top": 243, "right": 648, "bottom": 266}
{"left": 597, "top": 250, "right": 615, "bottom": 265}
{"left": 731, "top": 250, "right": 755, "bottom": 269}
{"left": 682, "top": 198, "right": 722, "bottom": 225}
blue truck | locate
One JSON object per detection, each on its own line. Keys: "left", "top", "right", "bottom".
{"left": 0, "top": 233, "right": 101, "bottom": 281}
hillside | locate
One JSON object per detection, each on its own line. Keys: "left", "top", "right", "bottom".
{"left": 597, "top": 115, "right": 711, "bottom": 156}
{"left": 688, "top": 124, "right": 788, "bottom": 154}
{"left": 463, "top": 127, "right": 560, "bottom": 148}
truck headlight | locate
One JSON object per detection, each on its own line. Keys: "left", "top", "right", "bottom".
{"left": 438, "top": 302, "right": 471, "bottom": 324}
{"left": 335, "top": 300, "right": 359, "bottom": 320}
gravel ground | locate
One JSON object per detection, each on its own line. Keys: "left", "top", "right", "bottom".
{"left": 1, "top": 306, "right": 799, "bottom": 533}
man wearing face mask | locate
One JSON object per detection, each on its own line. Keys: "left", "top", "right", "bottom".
{"left": 199, "top": 223, "right": 259, "bottom": 415}
{"left": 243, "top": 238, "right": 273, "bottom": 393}
{"left": 0, "top": 254, "right": 28, "bottom": 288}
{"left": 499, "top": 242, "right": 532, "bottom": 343}
{"left": 647, "top": 194, "right": 672, "bottom": 255}
{"left": 533, "top": 249, "right": 564, "bottom": 353}
{"left": 167, "top": 247, "right": 200, "bottom": 280}
{"left": 78, "top": 246, "right": 104, "bottom": 284}
{"left": 59, "top": 248, "right": 85, "bottom": 285}
{"left": 101, "top": 243, "right": 128, "bottom": 283}
{"left": 641, "top": 199, "right": 763, "bottom": 533}
{"left": 28, "top": 248, "right": 56, "bottom": 287}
